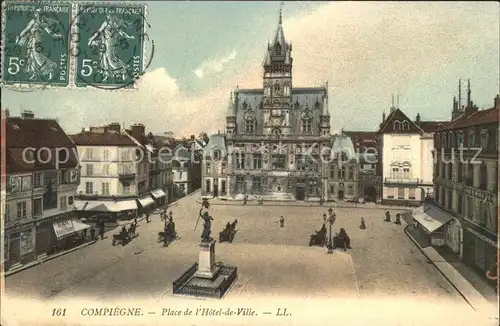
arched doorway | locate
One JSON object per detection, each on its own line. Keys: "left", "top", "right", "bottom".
{"left": 295, "top": 183, "right": 306, "bottom": 200}
{"left": 363, "top": 184, "right": 377, "bottom": 202}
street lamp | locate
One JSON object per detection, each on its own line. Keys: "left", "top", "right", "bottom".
{"left": 323, "top": 213, "right": 327, "bottom": 224}
{"left": 327, "top": 212, "right": 335, "bottom": 253}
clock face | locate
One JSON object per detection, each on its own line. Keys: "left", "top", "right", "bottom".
{"left": 272, "top": 118, "right": 280, "bottom": 124}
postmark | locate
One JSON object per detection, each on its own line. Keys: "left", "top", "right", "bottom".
{"left": 71, "top": 2, "right": 150, "bottom": 90}
{"left": 1, "top": 1, "right": 71, "bottom": 88}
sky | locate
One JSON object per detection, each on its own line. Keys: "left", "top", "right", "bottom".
{"left": 2, "top": 1, "right": 499, "bottom": 137}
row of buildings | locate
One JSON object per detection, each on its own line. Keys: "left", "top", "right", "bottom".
{"left": 200, "top": 11, "right": 499, "bottom": 283}
{"left": 3, "top": 112, "right": 203, "bottom": 270}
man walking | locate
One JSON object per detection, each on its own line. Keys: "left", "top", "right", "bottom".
{"left": 90, "top": 226, "right": 96, "bottom": 241}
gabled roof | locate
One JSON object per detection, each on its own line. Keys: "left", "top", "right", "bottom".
{"left": 70, "top": 131, "right": 136, "bottom": 146}
{"left": 377, "top": 108, "right": 422, "bottom": 134}
{"left": 417, "top": 121, "right": 448, "bottom": 133}
{"left": 6, "top": 117, "right": 78, "bottom": 173}
{"left": 439, "top": 107, "right": 498, "bottom": 130}
{"left": 7, "top": 117, "right": 75, "bottom": 148}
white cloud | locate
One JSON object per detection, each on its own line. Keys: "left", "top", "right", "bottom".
{"left": 193, "top": 50, "right": 237, "bottom": 79}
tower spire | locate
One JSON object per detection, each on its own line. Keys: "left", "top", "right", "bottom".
{"left": 467, "top": 78, "right": 471, "bottom": 107}
{"left": 458, "top": 79, "right": 462, "bottom": 109}
{"left": 279, "top": 2, "right": 284, "bottom": 24}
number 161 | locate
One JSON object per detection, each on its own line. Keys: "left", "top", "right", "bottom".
{"left": 52, "top": 308, "right": 66, "bottom": 316}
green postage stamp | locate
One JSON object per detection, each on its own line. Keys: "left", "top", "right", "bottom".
{"left": 1, "top": 1, "right": 71, "bottom": 87}
{"left": 72, "top": 2, "right": 147, "bottom": 89}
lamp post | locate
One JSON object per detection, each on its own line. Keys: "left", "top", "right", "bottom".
{"left": 327, "top": 211, "right": 336, "bottom": 254}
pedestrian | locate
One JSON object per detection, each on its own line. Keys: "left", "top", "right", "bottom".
{"left": 90, "top": 227, "right": 96, "bottom": 241}
{"left": 99, "top": 223, "right": 105, "bottom": 240}
{"left": 146, "top": 212, "right": 150, "bottom": 223}
{"left": 134, "top": 217, "right": 138, "bottom": 226}
{"left": 279, "top": 216, "right": 284, "bottom": 228}
{"left": 82, "top": 228, "right": 88, "bottom": 240}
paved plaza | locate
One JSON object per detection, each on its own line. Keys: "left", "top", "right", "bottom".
{"left": 4, "top": 192, "right": 490, "bottom": 325}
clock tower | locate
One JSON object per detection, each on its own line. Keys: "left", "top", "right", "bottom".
{"left": 262, "top": 7, "right": 292, "bottom": 135}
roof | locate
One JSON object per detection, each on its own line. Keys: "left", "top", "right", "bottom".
{"left": 439, "top": 107, "right": 498, "bottom": 130}
{"left": 7, "top": 117, "right": 75, "bottom": 148}
{"left": 377, "top": 108, "right": 422, "bottom": 134}
{"left": 330, "top": 133, "right": 356, "bottom": 160}
{"left": 343, "top": 131, "right": 377, "bottom": 143}
{"left": 205, "top": 134, "right": 227, "bottom": 158}
{"left": 69, "top": 131, "right": 137, "bottom": 146}
{"left": 417, "top": 121, "right": 448, "bottom": 133}
{"left": 6, "top": 117, "right": 78, "bottom": 173}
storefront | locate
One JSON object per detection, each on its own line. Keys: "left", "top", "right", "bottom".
{"left": 411, "top": 205, "right": 454, "bottom": 247}
{"left": 462, "top": 223, "right": 498, "bottom": 285}
{"left": 445, "top": 218, "right": 463, "bottom": 256}
{"left": 150, "top": 188, "right": 167, "bottom": 207}
{"left": 137, "top": 195, "right": 155, "bottom": 213}
{"left": 4, "top": 222, "right": 36, "bottom": 268}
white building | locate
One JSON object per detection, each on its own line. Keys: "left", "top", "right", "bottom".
{"left": 172, "top": 144, "right": 193, "bottom": 198}
{"left": 4, "top": 111, "right": 82, "bottom": 270}
{"left": 378, "top": 107, "right": 444, "bottom": 206}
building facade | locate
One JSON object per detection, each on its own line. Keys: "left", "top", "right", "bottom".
{"left": 202, "top": 12, "right": 331, "bottom": 201}
{"left": 377, "top": 105, "right": 440, "bottom": 206}
{"left": 326, "top": 133, "right": 359, "bottom": 201}
{"left": 4, "top": 111, "right": 81, "bottom": 270}
{"left": 433, "top": 93, "right": 499, "bottom": 282}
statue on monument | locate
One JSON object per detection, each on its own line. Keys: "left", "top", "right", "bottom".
{"left": 197, "top": 208, "right": 214, "bottom": 242}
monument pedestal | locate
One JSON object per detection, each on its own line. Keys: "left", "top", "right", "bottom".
{"left": 172, "top": 238, "right": 238, "bottom": 299}
{"left": 194, "top": 240, "right": 220, "bottom": 279}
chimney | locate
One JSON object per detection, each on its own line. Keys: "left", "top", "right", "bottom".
{"left": 416, "top": 113, "right": 421, "bottom": 124}
{"left": 21, "top": 109, "right": 34, "bottom": 119}
{"left": 81, "top": 127, "right": 85, "bottom": 132}
{"left": 190, "top": 135, "right": 195, "bottom": 140}
{"left": 467, "top": 79, "right": 471, "bottom": 107}
{"left": 494, "top": 94, "right": 500, "bottom": 110}
{"left": 131, "top": 123, "right": 145, "bottom": 137}
{"left": 108, "top": 122, "right": 121, "bottom": 133}
{"left": 382, "top": 112, "right": 386, "bottom": 122}
{"left": 465, "top": 101, "right": 478, "bottom": 117}
{"left": 453, "top": 96, "right": 458, "bottom": 111}
{"left": 458, "top": 79, "right": 462, "bottom": 109}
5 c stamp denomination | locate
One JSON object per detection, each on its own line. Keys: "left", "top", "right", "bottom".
{"left": 72, "top": 2, "right": 147, "bottom": 89}
{"left": 1, "top": 2, "right": 71, "bottom": 87}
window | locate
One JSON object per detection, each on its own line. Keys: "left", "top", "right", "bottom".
{"left": 457, "top": 161, "right": 463, "bottom": 182}
{"left": 85, "top": 182, "right": 93, "bottom": 194}
{"left": 302, "top": 119, "right": 312, "bottom": 133}
{"left": 252, "top": 177, "right": 262, "bottom": 192}
{"left": 391, "top": 168, "right": 399, "bottom": 178}
{"left": 468, "top": 130, "right": 475, "bottom": 147}
{"left": 33, "top": 172, "right": 42, "bottom": 187}
{"left": 121, "top": 149, "right": 129, "bottom": 161}
{"left": 296, "top": 155, "right": 307, "bottom": 171}
{"left": 59, "top": 196, "right": 67, "bottom": 209}
{"left": 205, "top": 180, "right": 210, "bottom": 193}
{"left": 402, "top": 121, "right": 409, "bottom": 130}
{"left": 398, "top": 188, "right": 405, "bottom": 199}
{"left": 409, "top": 188, "right": 416, "bottom": 200}
{"left": 480, "top": 130, "right": 489, "bottom": 150}
{"left": 86, "top": 148, "right": 93, "bottom": 160}
{"left": 467, "top": 196, "right": 473, "bottom": 219}
{"left": 103, "top": 164, "right": 109, "bottom": 176}
{"left": 5, "top": 204, "right": 10, "bottom": 222}
{"left": 403, "top": 168, "right": 410, "bottom": 180}
{"left": 447, "top": 190, "right": 452, "bottom": 210}
{"left": 16, "top": 201, "right": 27, "bottom": 219}
{"left": 122, "top": 182, "right": 131, "bottom": 194}
{"left": 205, "top": 163, "right": 211, "bottom": 175}
{"left": 386, "top": 188, "right": 394, "bottom": 199}
{"left": 86, "top": 164, "right": 93, "bottom": 176}
{"left": 33, "top": 198, "right": 42, "bottom": 217}
{"left": 393, "top": 121, "right": 401, "bottom": 130}
{"left": 457, "top": 195, "right": 463, "bottom": 215}
{"left": 457, "top": 131, "right": 464, "bottom": 148}
{"left": 347, "top": 184, "right": 353, "bottom": 196}
{"left": 213, "top": 150, "right": 220, "bottom": 160}
{"left": 467, "top": 164, "right": 474, "bottom": 186}
{"left": 245, "top": 119, "right": 255, "bottom": 133}
{"left": 479, "top": 164, "right": 487, "bottom": 190}
{"left": 236, "top": 176, "right": 245, "bottom": 193}
{"left": 253, "top": 154, "right": 262, "bottom": 169}
{"left": 235, "top": 152, "right": 244, "bottom": 169}
{"left": 271, "top": 154, "right": 286, "bottom": 170}
{"left": 447, "top": 163, "right": 453, "bottom": 180}
{"left": 447, "top": 132, "right": 454, "bottom": 148}
{"left": 103, "top": 149, "right": 109, "bottom": 161}
{"left": 59, "top": 170, "right": 69, "bottom": 184}
{"left": 330, "top": 168, "right": 334, "bottom": 179}
{"left": 68, "top": 196, "right": 74, "bottom": 205}
{"left": 348, "top": 167, "right": 354, "bottom": 180}
{"left": 221, "top": 180, "right": 227, "bottom": 194}
{"left": 338, "top": 166, "right": 345, "bottom": 179}
{"left": 102, "top": 182, "right": 110, "bottom": 195}
{"left": 363, "top": 164, "right": 372, "bottom": 170}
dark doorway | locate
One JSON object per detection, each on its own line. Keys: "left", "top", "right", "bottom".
{"left": 338, "top": 190, "right": 344, "bottom": 200}
{"left": 363, "top": 185, "right": 377, "bottom": 202}
{"left": 295, "top": 184, "right": 306, "bottom": 200}
{"left": 213, "top": 184, "right": 219, "bottom": 197}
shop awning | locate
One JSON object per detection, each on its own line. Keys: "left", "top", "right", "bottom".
{"left": 138, "top": 196, "right": 155, "bottom": 207}
{"left": 412, "top": 205, "right": 454, "bottom": 233}
{"left": 74, "top": 200, "right": 137, "bottom": 212}
{"left": 52, "top": 219, "right": 90, "bottom": 239}
{"left": 151, "top": 188, "right": 166, "bottom": 199}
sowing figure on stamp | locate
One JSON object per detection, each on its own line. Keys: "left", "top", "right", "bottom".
{"left": 16, "top": 8, "right": 62, "bottom": 80}
{"left": 88, "top": 14, "right": 134, "bottom": 80}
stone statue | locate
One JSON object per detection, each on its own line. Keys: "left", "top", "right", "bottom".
{"left": 199, "top": 208, "right": 214, "bottom": 241}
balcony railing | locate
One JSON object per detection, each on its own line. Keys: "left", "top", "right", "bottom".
{"left": 384, "top": 177, "right": 419, "bottom": 184}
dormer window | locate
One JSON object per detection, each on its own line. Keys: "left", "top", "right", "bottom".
{"left": 402, "top": 121, "right": 409, "bottom": 130}
{"left": 457, "top": 131, "right": 464, "bottom": 148}
{"left": 468, "top": 130, "right": 475, "bottom": 147}
{"left": 480, "top": 129, "right": 489, "bottom": 150}
{"left": 393, "top": 121, "right": 401, "bottom": 130}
